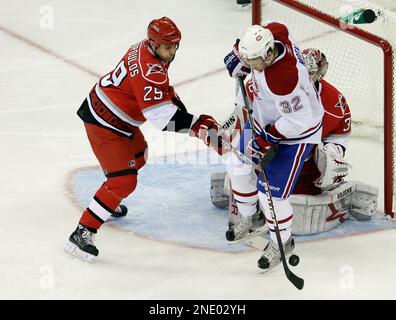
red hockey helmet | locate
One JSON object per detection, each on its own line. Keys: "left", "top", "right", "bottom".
{"left": 147, "top": 17, "right": 181, "bottom": 45}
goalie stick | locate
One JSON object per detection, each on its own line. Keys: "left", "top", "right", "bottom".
{"left": 237, "top": 74, "right": 304, "bottom": 290}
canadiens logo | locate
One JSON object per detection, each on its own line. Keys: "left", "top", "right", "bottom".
{"left": 335, "top": 94, "right": 348, "bottom": 115}
{"left": 146, "top": 63, "right": 165, "bottom": 76}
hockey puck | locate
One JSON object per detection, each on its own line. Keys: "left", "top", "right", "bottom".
{"left": 289, "top": 254, "right": 300, "bottom": 266}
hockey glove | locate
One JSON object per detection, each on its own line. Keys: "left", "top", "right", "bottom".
{"left": 224, "top": 39, "right": 251, "bottom": 79}
{"left": 247, "top": 135, "right": 272, "bottom": 159}
{"left": 246, "top": 124, "right": 284, "bottom": 158}
{"left": 190, "top": 115, "right": 228, "bottom": 155}
{"left": 314, "top": 142, "right": 349, "bottom": 189}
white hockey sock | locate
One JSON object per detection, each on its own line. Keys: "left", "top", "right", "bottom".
{"left": 226, "top": 152, "right": 258, "bottom": 218}
{"left": 259, "top": 193, "right": 293, "bottom": 244}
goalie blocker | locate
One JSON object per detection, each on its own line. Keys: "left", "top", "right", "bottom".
{"left": 211, "top": 174, "right": 378, "bottom": 235}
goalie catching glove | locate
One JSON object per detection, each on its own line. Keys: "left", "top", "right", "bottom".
{"left": 314, "top": 142, "right": 349, "bottom": 189}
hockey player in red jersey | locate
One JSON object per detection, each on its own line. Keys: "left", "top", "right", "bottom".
{"left": 287, "top": 48, "right": 377, "bottom": 234}
{"left": 292, "top": 48, "right": 351, "bottom": 195}
{"left": 65, "top": 17, "right": 224, "bottom": 262}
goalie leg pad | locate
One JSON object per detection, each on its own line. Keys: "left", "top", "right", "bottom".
{"left": 289, "top": 181, "right": 379, "bottom": 234}
{"left": 350, "top": 181, "right": 378, "bottom": 221}
{"left": 290, "top": 181, "right": 378, "bottom": 235}
{"left": 210, "top": 172, "right": 229, "bottom": 209}
{"left": 289, "top": 181, "right": 355, "bottom": 235}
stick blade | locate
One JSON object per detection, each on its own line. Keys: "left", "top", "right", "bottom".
{"left": 286, "top": 269, "right": 304, "bottom": 290}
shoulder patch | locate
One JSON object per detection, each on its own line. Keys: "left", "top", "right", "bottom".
{"left": 146, "top": 63, "right": 166, "bottom": 77}
{"left": 137, "top": 41, "right": 168, "bottom": 85}
{"left": 321, "top": 80, "right": 350, "bottom": 117}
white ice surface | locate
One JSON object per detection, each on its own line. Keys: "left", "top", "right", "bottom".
{"left": 1, "top": 0, "right": 396, "bottom": 299}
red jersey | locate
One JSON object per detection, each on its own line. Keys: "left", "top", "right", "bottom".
{"left": 78, "top": 39, "right": 178, "bottom": 136}
{"left": 319, "top": 80, "right": 351, "bottom": 148}
{"left": 292, "top": 79, "right": 351, "bottom": 195}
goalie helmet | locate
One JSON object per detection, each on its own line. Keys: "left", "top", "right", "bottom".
{"left": 238, "top": 25, "right": 275, "bottom": 63}
{"left": 302, "top": 48, "right": 329, "bottom": 82}
{"left": 147, "top": 17, "right": 181, "bottom": 45}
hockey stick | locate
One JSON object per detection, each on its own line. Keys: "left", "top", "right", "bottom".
{"left": 237, "top": 74, "right": 304, "bottom": 290}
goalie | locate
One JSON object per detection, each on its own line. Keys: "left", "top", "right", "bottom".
{"left": 212, "top": 47, "right": 378, "bottom": 240}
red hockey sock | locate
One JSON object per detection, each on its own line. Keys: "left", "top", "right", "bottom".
{"left": 79, "top": 175, "right": 137, "bottom": 231}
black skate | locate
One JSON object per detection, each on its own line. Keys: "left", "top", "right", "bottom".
{"left": 64, "top": 224, "right": 99, "bottom": 263}
{"left": 258, "top": 237, "right": 295, "bottom": 272}
{"left": 237, "top": 0, "right": 251, "bottom": 9}
{"left": 226, "top": 210, "right": 267, "bottom": 243}
{"left": 111, "top": 204, "right": 128, "bottom": 218}
{"left": 237, "top": 0, "right": 251, "bottom": 4}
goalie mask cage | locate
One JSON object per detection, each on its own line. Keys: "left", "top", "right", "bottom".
{"left": 251, "top": 0, "right": 395, "bottom": 218}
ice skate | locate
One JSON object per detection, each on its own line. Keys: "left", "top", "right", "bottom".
{"left": 111, "top": 204, "right": 128, "bottom": 218}
{"left": 237, "top": 0, "right": 252, "bottom": 9}
{"left": 257, "top": 237, "right": 295, "bottom": 272}
{"left": 226, "top": 210, "right": 267, "bottom": 243}
{"left": 64, "top": 224, "right": 99, "bottom": 263}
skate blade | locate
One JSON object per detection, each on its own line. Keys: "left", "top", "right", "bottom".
{"left": 226, "top": 225, "right": 269, "bottom": 245}
{"left": 64, "top": 241, "right": 96, "bottom": 263}
{"left": 258, "top": 251, "right": 295, "bottom": 274}
{"left": 238, "top": 4, "right": 251, "bottom": 11}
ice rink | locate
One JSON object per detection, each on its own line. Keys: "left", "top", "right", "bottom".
{"left": 1, "top": 0, "right": 396, "bottom": 299}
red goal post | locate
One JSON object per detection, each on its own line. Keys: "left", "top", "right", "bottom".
{"left": 251, "top": 0, "right": 394, "bottom": 217}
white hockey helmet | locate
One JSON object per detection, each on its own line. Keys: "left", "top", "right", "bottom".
{"left": 238, "top": 25, "right": 275, "bottom": 63}
{"left": 302, "top": 48, "right": 329, "bottom": 82}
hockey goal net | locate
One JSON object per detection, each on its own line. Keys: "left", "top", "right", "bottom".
{"left": 251, "top": 0, "right": 395, "bottom": 217}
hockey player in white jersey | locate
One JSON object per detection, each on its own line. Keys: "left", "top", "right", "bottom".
{"left": 215, "top": 47, "right": 379, "bottom": 240}
{"left": 225, "top": 22, "right": 324, "bottom": 271}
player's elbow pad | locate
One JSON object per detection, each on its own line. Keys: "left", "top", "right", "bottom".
{"left": 162, "top": 109, "right": 195, "bottom": 133}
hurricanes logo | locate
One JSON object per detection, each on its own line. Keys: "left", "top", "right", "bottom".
{"left": 146, "top": 63, "right": 165, "bottom": 76}
{"left": 335, "top": 94, "right": 348, "bottom": 115}
{"left": 326, "top": 203, "right": 348, "bottom": 223}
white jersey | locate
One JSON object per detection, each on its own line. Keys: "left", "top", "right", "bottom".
{"left": 236, "top": 22, "right": 324, "bottom": 145}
